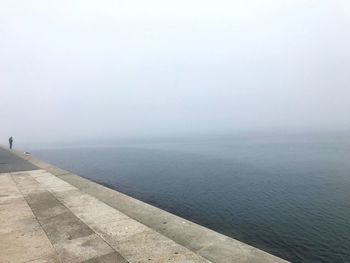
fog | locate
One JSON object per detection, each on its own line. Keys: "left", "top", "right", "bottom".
{"left": 1, "top": 1, "right": 350, "bottom": 146}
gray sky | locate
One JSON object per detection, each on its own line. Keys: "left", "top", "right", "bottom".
{"left": 1, "top": 1, "right": 350, "bottom": 145}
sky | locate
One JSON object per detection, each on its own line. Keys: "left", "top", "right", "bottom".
{"left": 1, "top": 0, "right": 350, "bottom": 145}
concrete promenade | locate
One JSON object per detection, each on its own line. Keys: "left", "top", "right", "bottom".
{"left": 0, "top": 147, "right": 289, "bottom": 263}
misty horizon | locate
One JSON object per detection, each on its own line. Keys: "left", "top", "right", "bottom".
{"left": 1, "top": 1, "right": 350, "bottom": 146}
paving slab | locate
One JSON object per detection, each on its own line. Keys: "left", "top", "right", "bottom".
{"left": 0, "top": 148, "right": 38, "bottom": 173}
{"left": 83, "top": 252, "right": 128, "bottom": 263}
{"left": 12, "top": 172, "right": 126, "bottom": 263}
{"left": 0, "top": 226, "right": 56, "bottom": 263}
{"left": 42, "top": 210, "right": 94, "bottom": 244}
{"left": 26, "top": 254, "right": 61, "bottom": 263}
{"left": 53, "top": 234, "right": 115, "bottom": 263}
{"left": 0, "top": 173, "right": 58, "bottom": 263}
{"left": 54, "top": 190, "right": 129, "bottom": 225}
{"left": 11, "top": 172, "right": 47, "bottom": 195}
{"left": 27, "top": 170, "right": 211, "bottom": 263}
{"left": 0, "top": 173, "right": 23, "bottom": 204}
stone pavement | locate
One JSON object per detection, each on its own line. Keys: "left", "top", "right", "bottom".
{"left": 0, "top": 149, "right": 37, "bottom": 173}
{"left": 0, "top": 169, "right": 211, "bottom": 263}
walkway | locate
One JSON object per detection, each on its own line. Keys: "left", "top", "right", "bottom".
{"left": 1, "top": 168, "right": 212, "bottom": 262}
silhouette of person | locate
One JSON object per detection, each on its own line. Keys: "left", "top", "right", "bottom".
{"left": 9, "top": 137, "right": 13, "bottom": 149}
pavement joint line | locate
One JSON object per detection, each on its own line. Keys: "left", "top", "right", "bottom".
{"left": 13, "top": 171, "right": 128, "bottom": 263}
{"left": 1, "top": 172, "right": 59, "bottom": 263}
{"left": 9, "top": 171, "right": 63, "bottom": 263}
{"left": 26, "top": 169, "right": 198, "bottom": 262}
{"left": 27, "top": 170, "right": 212, "bottom": 262}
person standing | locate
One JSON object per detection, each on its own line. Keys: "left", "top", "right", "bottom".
{"left": 9, "top": 136, "right": 13, "bottom": 149}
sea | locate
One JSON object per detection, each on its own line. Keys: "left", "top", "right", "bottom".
{"left": 28, "top": 133, "right": 350, "bottom": 262}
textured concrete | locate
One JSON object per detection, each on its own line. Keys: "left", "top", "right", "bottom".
{"left": 0, "top": 173, "right": 59, "bottom": 263}
{"left": 2, "top": 147, "right": 290, "bottom": 263}
{"left": 0, "top": 147, "right": 37, "bottom": 173}
{"left": 11, "top": 171, "right": 127, "bottom": 263}
{"left": 55, "top": 173, "right": 288, "bottom": 263}
{"left": 27, "top": 170, "right": 210, "bottom": 263}
{"left": 1, "top": 168, "right": 211, "bottom": 262}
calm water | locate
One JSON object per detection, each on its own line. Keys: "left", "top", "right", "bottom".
{"left": 30, "top": 134, "right": 350, "bottom": 262}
